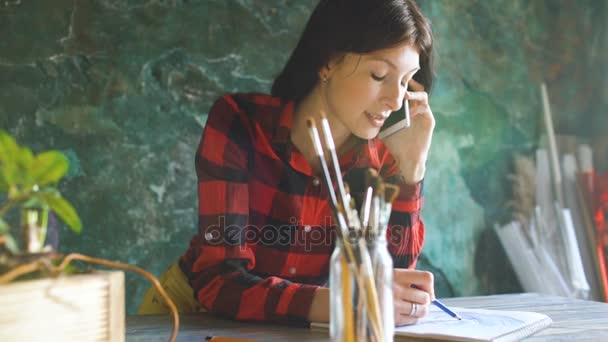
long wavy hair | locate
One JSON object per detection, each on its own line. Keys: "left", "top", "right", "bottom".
{"left": 271, "top": 0, "right": 434, "bottom": 103}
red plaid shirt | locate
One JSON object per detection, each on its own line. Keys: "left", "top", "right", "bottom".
{"left": 180, "top": 93, "right": 425, "bottom": 325}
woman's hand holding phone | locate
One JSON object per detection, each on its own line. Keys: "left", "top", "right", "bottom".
{"left": 381, "top": 79, "right": 435, "bottom": 185}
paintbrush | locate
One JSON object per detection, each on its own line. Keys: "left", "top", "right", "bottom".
{"left": 306, "top": 118, "right": 353, "bottom": 244}
{"left": 319, "top": 115, "right": 363, "bottom": 233}
{"left": 319, "top": 116, "right": 349, "bottom": 208}
{"left": 378, "top": 183, "right": 400, "bottom": 234}
{"left": 306, "top": 118, "right": 339, "bottom": 209}
{"left": 360, "top": 186, "right": 373, "bottom": 232}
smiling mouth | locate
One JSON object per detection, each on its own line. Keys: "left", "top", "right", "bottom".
{"left": 365, "top": 111, "right": 388, "bottom": 121}
{"left": 365, "top": 111, "right": 389, "bottom": 128}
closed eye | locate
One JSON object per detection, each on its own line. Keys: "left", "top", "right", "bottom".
{"left": 371, "top": 73, "right": 386, "bottom": 81}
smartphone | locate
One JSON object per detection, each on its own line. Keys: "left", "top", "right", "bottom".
{"left": 378, "top": 98, "right": 410, "bottom": 139}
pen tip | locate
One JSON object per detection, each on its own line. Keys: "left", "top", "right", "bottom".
{"left": 456, "top": 316, "right": 463, "bottom": 320}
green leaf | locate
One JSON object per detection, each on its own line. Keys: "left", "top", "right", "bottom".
{"left": 31, "top": 151, "right": 69, "bottom": 186}
{"left": 22, "top": 196, "right": 47, "bottom": 209}
{"left": 19, "top": 146, "right": 34, "bottom": 168}
{"left": 37, "top": 192, "right": 82, "bottom": 234}
{"left": 1, "top": 164, "right": 17, "bottom": 191}
{"left": 0, "top": 174, "right": 7, "bottom": 192}
{"left": 0, "top": 131, "right": 19, "bottom": 185}
{"left": 16, "top": 146, "right": 35, "bottom": 188}
{"left": 0, "top": 131, "right": 19, "bottom": 163}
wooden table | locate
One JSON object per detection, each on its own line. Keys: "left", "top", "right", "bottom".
{"left": 126, "top": 293, "right": 608, "bottom": 341}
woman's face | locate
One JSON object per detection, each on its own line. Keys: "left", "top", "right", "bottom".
{"left": 322, "top": 42, "right": 420, "bottom": 140}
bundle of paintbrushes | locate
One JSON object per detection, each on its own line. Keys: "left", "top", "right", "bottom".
{"left": 360, "top": 168, "right": 401, "bottom": 246}
{"left": 360, "top": 169, "right": 400, "bottom": 341}
{"left": 306, "top": 116, "right": 400, "bottom": 342}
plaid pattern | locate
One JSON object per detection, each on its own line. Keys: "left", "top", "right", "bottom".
{"left": 180, "top": 93, "right": 425, "bottom": 325}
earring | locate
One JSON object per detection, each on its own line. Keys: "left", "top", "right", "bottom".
{"left": 320, "top": 74, "right": 328, "bottom": 83}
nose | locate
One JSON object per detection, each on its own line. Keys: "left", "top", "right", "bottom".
{"left": 382, "top": 82, "right": 405, "bottom": 112}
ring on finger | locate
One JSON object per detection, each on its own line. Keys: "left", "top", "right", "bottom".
{"left": 408, "top": 302, "right": 417, "bottom": 316}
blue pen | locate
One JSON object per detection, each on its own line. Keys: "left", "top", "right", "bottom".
{"left": 430, "top": 298, "right": 462, "bottom": 320}
{"left": 411, "top": 285, "right": 462, "bottom": 320}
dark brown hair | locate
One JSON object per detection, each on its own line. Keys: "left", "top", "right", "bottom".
{"left": 271, "top": 0, "right": 434, "bottom": 103}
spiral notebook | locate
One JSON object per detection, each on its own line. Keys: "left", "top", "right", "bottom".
{"left": 311, "top": 306, "right": 552, "bottom": 341}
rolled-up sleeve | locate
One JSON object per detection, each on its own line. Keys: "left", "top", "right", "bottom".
{"left": 377, "top": 143, "right": 425, "bottom": 269}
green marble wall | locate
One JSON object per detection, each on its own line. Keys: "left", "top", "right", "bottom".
{"left": 1, "top": 0, "right": 605, "bottom": 313}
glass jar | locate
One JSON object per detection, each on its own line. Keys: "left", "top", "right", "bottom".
{"left": 367, "top": 234, "right": 394, "bottom": 342}
{"left": 330, "top": 236, "right": 367, "bottom": 342}
{"left": 330, "top": 234, "right": 391, "bottom": 342}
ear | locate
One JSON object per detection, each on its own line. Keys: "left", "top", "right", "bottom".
{"left": 318, "top": 66, "right": 329, "bottom": 82}
{"left": 319, "top": 53, "right": 345, "bottom": 81}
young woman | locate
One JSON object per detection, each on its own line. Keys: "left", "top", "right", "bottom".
{"left": 139, "top": 0, "right": 436, "bottom": 327}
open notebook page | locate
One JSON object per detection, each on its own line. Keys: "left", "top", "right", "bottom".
{"left": 394, "top": 306, "right": 552, "bottom": 342}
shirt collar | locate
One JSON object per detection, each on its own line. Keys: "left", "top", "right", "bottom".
{"left": 270, "top": 99, "right": 371, "bottom": 177}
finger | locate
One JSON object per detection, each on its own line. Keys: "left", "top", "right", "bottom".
{"left": 412, "top": 302, "right": 429, "bottom": 318}
{"left": 404, "top": 90, "right": 428, "bottom": 104}
{"left": 393, "top": 284, "right": 432, "bottom": 305}
{"left": 407, "top": 78, "right": 425, "bottom": 92}
{"left": 394, "top": 301, "right": 430, "bottom": 325}
{"left": 394, "top": 297, "right": 411, "bottom": 315}
{"left": 394, "top": 269, "right": 435, "bottom": 300}
{"left": 399, "top": 301, "right": 430, "bottom": 318}
{"left": 408, "top": 104, "right": 432, "bottom": 118}
{"left": 393, "top": 269, "right": 434, "bottom": 288}
{"left": 395, "top": 310, "right": 419, "bottom": 327}
{"left": 409, "top": 105, "right": 436, "bottom": 129}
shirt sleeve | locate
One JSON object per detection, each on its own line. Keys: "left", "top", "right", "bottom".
{"left": 180, "top": 95, "right": 318, "bottom": 325}
{"left": 377, "top": 142, "right": 425, "bottom": 269}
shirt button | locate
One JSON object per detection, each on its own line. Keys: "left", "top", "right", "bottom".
{"left": 304, "top": 225, "right": 312, "bottom": 232}
{"left": 312, "top": 177, "right": 320, "bottom": 186}
{"left": 289, "top": 267, "right": 297, "bottom": 275}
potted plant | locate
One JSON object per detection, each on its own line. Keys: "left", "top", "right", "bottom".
{"left": 0, "top": 131, "right": 180, "bottom": 342}
{"left": 0, "top": 130, "right": 81, "bottom": 258}
{"left": 0, "top": 130, "right": 126, "bottom": 342}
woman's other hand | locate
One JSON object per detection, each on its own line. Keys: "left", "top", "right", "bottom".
{"left": 392, "top": 269, "right": 435, "bottom": 326}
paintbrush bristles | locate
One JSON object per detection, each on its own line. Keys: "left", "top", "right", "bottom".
{"left": 365, "top": 168, "right": 385, "bottom": 198}
{"left": 306, "top": 118, "right": 324, "bottom": 157}
{"left": 366, "top": 168, "right": 379, "bottom": 179}
{"left": 383, "top": 184, "right": 400, "bottom": 204}
{"left": 306, "top": 117, "right": 315, "bottom": 128}
{"left": 365, "top": 169, "right": 379, "bottom": 190}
